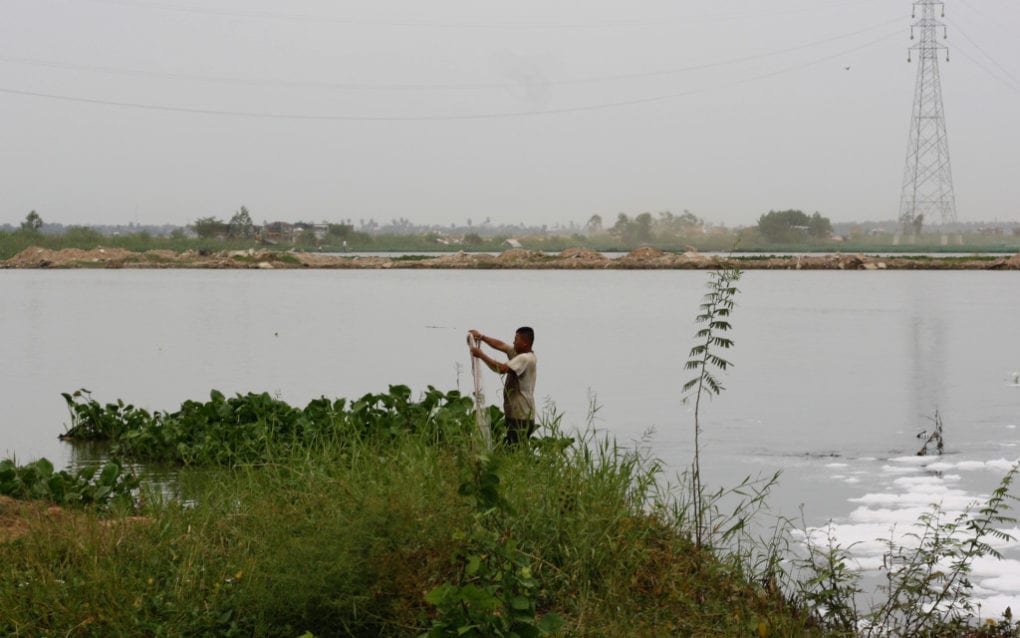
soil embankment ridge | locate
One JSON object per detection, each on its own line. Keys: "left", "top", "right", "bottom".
{"left": 4, "top": 245, "right": 1020, "bottom": 270}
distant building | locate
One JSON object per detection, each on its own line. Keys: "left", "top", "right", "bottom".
{"left": 260, "top": 222, "right": 294, "bottom": 244}
{"left": 503, "top": 238, "right": 523, "bottom": 249}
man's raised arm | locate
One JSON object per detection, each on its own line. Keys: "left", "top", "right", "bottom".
{"left": 468, "top": 329, "right": 514, "bottom": 356}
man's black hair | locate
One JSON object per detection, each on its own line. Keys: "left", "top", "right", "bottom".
{"left": 516, "top": 326, "right": 535, "bottom": 345}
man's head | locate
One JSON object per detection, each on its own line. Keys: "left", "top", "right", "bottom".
{"left": 514, "top": 326, "right": 534, "bottom": 352}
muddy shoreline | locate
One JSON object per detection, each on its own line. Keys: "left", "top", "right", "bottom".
{"left": 4, "top": 245, "right": 1020, "bottom": 270}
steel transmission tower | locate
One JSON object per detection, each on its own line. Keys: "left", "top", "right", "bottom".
{"left": 899, "top": 0, "right": 957, "bottom": 237}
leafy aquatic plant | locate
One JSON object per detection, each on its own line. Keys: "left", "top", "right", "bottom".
{"left": 61, "top": 385, "right": 480, "bottom": 466}
{"left": 60, "top": 388, "right": 152, "bottom": 441}
{"left": 0, "top": 457, "right": 138, "bottom": 510}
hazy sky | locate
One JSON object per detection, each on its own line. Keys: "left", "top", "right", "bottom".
{"left": 2, "top": 0, "right": 1019, "bottom": 229}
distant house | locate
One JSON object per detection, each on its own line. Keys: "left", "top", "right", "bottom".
{"left": 503, "top": 238, "right": 523, "bottom": 249}
{"left": 260, "top": 222, "right": 294, "bottom": 244}
{"left": 290, "top": 223, "right": 329, "bottom": 247}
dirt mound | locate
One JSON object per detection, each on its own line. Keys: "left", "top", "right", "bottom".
{"left": 414, "top": 252, "right": 466, "bottom": 268}
{"left": 142, "top": 249, "right": 180, "bottom": 261}
{"left": 4, "top": 246, "right": 52, "bottom": 267}
{"left": 613, "top": 246, "right": 683, "bottom": 269}
{"left": 0, "top": 496, "right": 32, "bottom": 542}
{"left": 497, "top": 248, "right": 545, "bottom": 261}
{"left": 0, "top": 496, "right": 150, "bottom": 544}
{"left": 558, "top": 248, "right": 605, "bottom": 260}
{"left": 5, "top": 245, "right": 1019, "bottom": 270}
{"left": 0, "top": 495, "right": 63, "bottom": 542}
{"left": 291, "top": 252, "right": 338, "bottom": 267}
{"left": 4, "top": 246, "right": 138, "bottom": 268}
{"left": 626, "top": 247, "right": 665, "bottom": 259}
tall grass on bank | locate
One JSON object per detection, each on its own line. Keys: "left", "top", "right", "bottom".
{"left": 7, "top": 397, "right": 1019, "bottom": 637}
{"left": 0, "top": 398, "right": 818, "bottom": 637}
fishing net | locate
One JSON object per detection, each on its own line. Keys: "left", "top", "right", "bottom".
{"left": 467, "top": 333, "right": 492, "bottom": 448}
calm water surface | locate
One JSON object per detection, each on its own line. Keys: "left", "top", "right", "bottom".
{"left": 3, "top": 269, "right": 1020, "bottom": 609}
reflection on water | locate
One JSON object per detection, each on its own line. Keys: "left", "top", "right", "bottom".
{"left": 65, "top": 440, "right": 112, "bottom": 469}
{"left": 907, "top": 279, "right": 948, "bottom": 429}
{"left": 65, "top": 439, "right": 185, "bottom": 502}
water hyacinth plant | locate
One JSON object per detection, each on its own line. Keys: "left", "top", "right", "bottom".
{"left": 0, "top": 457, "right": 138, "bottom": 510}
{"left": 60, "top": 385, "right": 484, "bottom": 466}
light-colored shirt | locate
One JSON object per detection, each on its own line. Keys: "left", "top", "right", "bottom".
{"left": 503, "top": 350, "right": 537, "bottom": 420}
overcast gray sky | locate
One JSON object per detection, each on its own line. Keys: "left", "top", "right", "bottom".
{"left": 2, "top": 0, "right": 1018, "bottom": 229}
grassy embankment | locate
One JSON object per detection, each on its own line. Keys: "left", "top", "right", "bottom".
{"left": 0, "top": 387, "right": 820, "bottom": 637}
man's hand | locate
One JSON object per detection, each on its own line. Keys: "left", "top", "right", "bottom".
{"left": 470, "top": 346, "right": 483, "bottom": 358}
{"left": 468, "top": 329, "right": 482, "bottom": 340}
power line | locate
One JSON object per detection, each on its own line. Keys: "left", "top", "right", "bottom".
{"left": 0, "top": 17, "right": 902, "bottom": 92}
{"left": 84, "top": 0, "right": 888, "bottom": 30}
{"left": 949, "top": 44, "right": 1020, "bottom": 94}
{"left": 0, "top": 30, "right": 901, "bottom": 121}
{"left": 954, "top": 0, "right": 1020, "bottom": 33}
{"left": 944, "top": 19, "right": 1020, "bottom": 92}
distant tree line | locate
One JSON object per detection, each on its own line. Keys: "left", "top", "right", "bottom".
{"left": 584, "top": 210, "right": 707, "bottom": 247}
{"left": 756, "top": 210, "right": 833, "bottom": 242}
{"left": 5, "top": 207, "right": 1020, "bottom": 260}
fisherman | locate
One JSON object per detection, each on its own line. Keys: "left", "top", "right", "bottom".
{"left": 468, "top": 327, "right": 537, "bottom": 445}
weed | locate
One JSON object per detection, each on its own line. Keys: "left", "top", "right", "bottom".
{"left": 422, "top": 453, "right": 565, "bottom": 637}
{"left": 682, "top": 267, "right": 741, "bottom": 548}
{"left": 917, "top": 409, "right": 946, "bottom": 456}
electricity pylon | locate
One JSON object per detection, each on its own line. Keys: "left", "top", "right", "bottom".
{"left": 899, "top": 0, "right": 957, "bottom": 237}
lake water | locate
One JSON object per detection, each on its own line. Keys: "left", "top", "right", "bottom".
{"left": 3, "top": 268, "right": 1020, "bottom": 613}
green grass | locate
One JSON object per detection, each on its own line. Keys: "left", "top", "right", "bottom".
{"left": 1, "top": 390, "right": 820, "bottom": 637}
{"left": 5, "top": 385, "right": 1020, "bottom": 636}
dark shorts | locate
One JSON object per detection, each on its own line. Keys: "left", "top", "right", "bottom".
{"left": 504, "top": 418, "right": 536, "bottom": 446}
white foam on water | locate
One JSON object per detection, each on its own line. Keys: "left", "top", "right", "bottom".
{"left": 880, "top": 464, "right": 926, "bottom": 475}
{"left": 847, "top": 505, "right": 931, "bottom": 524}
{"left": 888, "top": 455, "right": 937, "bottom": 466}
{"left": 797, "top": 455, "right": 1020, "bottom": 619}
{"left": 849, "top": 490, "right": 974, "bottom": 511}
{"left": 828, "top": 464, "right": 869, "bottom": 485}
{"left": 925, "top": 458, "right": 1020, "bottom": 473}
{"left": 972, "top": 558, "right": 1020, "bottom": 591}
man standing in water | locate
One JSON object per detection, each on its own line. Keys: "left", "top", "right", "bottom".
{"left": 468, "top": 327, "right": 537, "bottom": 445}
